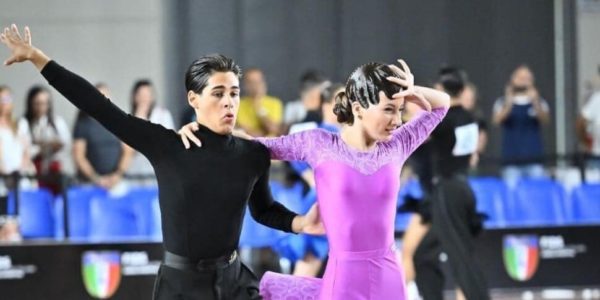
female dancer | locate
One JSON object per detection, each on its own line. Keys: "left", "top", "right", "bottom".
{"left": 180, "top": 60, "right": 450, "bottom": 299}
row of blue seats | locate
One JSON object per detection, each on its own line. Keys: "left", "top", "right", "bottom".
{"left": 10, "top": 182, "right": 307, "bottom": 241}
{"left": 395, "top": 177, "right": 600, "bottom": 229}
{"left": 8, "top": 186, "right": 162, "bottom": 240}
{"left": 8, "top": 178, "right": 600, "bottom": 240}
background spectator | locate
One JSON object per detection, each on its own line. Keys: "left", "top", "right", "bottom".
{"left": 123, "top": 80, "right": 174, "bottom": 185}
{"left": 18, "top": 85, "right": 71, "bottom": 194}
{"left": 0, "top": 85, "right": 31, "bottom": 242}
{"left": 237, "top": 68, "right": 283, "bottom": 137}
{"left": 492, "top": 65, "right": 550, "bottom": 187}
{"left": 72, "top": 83, "right": 130, "bottom": 189}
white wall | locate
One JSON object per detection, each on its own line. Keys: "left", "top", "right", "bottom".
{"left": 577, "top": 0, "right": 600, "bottom": 103}
{"left": 0, "top": 0, "right": 166, "bottom": 128}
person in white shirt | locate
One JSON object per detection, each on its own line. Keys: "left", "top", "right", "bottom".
{"left": 578, "top": 89, "right": 600, "bottom": 169}
{"left": 18, "top": 85, "right": 71, "bottom": 194}
{"left": 0, "top": 85, "right": 31, "bottom": 242}
{"left": 124, "top": 80, "right": 174, "bottom": 185}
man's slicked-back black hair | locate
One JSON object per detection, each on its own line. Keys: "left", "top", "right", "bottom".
{"left": 185, "top": 54, "right": 242, "bottom": 94}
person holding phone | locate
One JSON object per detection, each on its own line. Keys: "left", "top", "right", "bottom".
{"left": 492, "top": 65, "right": 550, "bottom": 187}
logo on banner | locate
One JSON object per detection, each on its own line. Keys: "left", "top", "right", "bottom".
{"left": 503, "top": 235, "right": 539, "bottom": 281}
{"left": 82, "top": 251, "right": 122, "bottom": 299}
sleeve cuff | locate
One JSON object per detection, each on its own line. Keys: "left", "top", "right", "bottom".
{"left": 40, "top": 60, "right": 60, "bottom": 82}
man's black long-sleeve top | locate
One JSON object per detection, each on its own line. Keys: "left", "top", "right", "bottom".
{"left": 41, "top": 61, "right": 297, "bottom": 260}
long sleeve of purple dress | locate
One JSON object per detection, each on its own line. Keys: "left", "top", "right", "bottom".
{"left": 257, "top": 107, "right": 448, "bottom": 300}
{"left": 257, "top": 107, "right": 447, "bottom": 171}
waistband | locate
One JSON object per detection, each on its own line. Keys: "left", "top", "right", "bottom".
{"left": 163, "top": 250, "right": 237, "bottom": 271}
{"left": 329, "top": 244, "right": 396, "bottom": 260}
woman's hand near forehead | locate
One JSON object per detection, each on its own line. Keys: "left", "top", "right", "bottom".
{"left": 386, "top": 59, "right": 449, "bottom": 111}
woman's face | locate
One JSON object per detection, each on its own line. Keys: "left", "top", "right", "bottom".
{"left": 0, "top": 90, "right": 12, "bottom": 117}
{"left": 134, "top": 85, "right": 155, "bottom": 108}
{"left": 357, "top": 91, "right": 404, "bottom": 142}
{"left": 32, "top": 91, "right": 51, "bottom": 118}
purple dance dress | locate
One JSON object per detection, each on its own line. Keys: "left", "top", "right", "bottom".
{"left": 257, "top": 107, "right": 448, "bottom": 300}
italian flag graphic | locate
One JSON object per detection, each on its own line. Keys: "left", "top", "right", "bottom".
{"left": 503, "top": 235, "right": 539, "bottom": 281}
{"left": 82, "top": 251, "right": 122, "bottom": 299}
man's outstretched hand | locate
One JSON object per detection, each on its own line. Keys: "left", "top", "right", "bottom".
{"left": 0, "top": 24, "right": 50, "bottom": 70}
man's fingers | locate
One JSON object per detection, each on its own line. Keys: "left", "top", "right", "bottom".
{"left": 10, "top": 24, "right": 22, "bottom": 41}
{"left": 3, "top": 28, "right": 10, "bottom": 41}
{"left": 4, "top": 56, "right": 16, "bottom": 66}
{"left": 24, "top": 26, "right": 31, "bottom": 45}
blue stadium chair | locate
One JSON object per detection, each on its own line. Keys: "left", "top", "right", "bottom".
{"left": 272, "top": 188, "right": 329, "bottom": 261}
{"left": 239, "top": 208, "right": 284, "bottom": 248}
{"left": 63, "top": 186, "right": 107, "bottom": 239}
{"left": 239, "top": 182, "right": 294, "bottom": 248}
{"left": 10, "top": 188, "right": 55, "bottom": 238}
{"left": 395, "top": 213, "right": 412, "bottom": 231}
{"left": 395, "top": 178, "right": 423, "bottom": 232}
{"left": 398, "top": 178, "right": 424, "bottom": 200}
{"left": 570, "top": 184, "right": 600, "bottom": 224}
{"left": 53, "top": 195, "right": 65, "bottom": 239}
{"left": 127, "top": 186, "right": 161, "bottom": 239}
{"left": 271, "top": 181, "right": 305, "bottom": 213}
{"left": 88, "top": 192, "right": 145, "bottom": 241}
{"left": 468, "top": 177, "right": 509, "bottom": 228}
{"left": 509, "top": 179, "right": 567, "bottom": 226}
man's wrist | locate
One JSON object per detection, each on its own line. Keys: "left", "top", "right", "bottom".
{"left": 291, "top": 215, "right": 304, "bottom": 233}
{"left": 30, "top": 48, "right": 50, "bottom": 70}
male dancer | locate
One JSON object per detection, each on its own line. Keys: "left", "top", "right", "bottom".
{"left": 412, "top": 67, "right": 489, "bottom": 300}
{"left": 0, "top": 24, "right": 322, "bottom": 300}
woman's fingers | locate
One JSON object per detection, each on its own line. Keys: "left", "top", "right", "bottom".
{"left": 179, "top": 122, "right": 201, "bottom": 148}
{"left": 186, "top": 128, "right": 201, "bottom": 147}
{"left": 392, "top": 90, "right": 412, "bottom": 98}
{"left": 397, "top": 59, "right": 411, "bottom": 75}
{"left": 386, "top": 76, "right": 409, "bottom": 87}
{"left": 409, "top": 92, "right": 432, "bottom": 112}
{"left": 179, "top": 131, "right": 191, "bottom": 149}
{"left": 388, "top": 64, "right": 406, "bottom": 78}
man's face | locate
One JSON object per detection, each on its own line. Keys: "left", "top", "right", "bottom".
{"left": 189, "top": 72, "right": 240, "bottom": 134}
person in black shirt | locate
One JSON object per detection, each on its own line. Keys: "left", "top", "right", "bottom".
{"left": 408, "top": 67, "right": 489, "bottom": 300}
{"left": 1, "top": 24, "right": 323, "bottom": 300}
